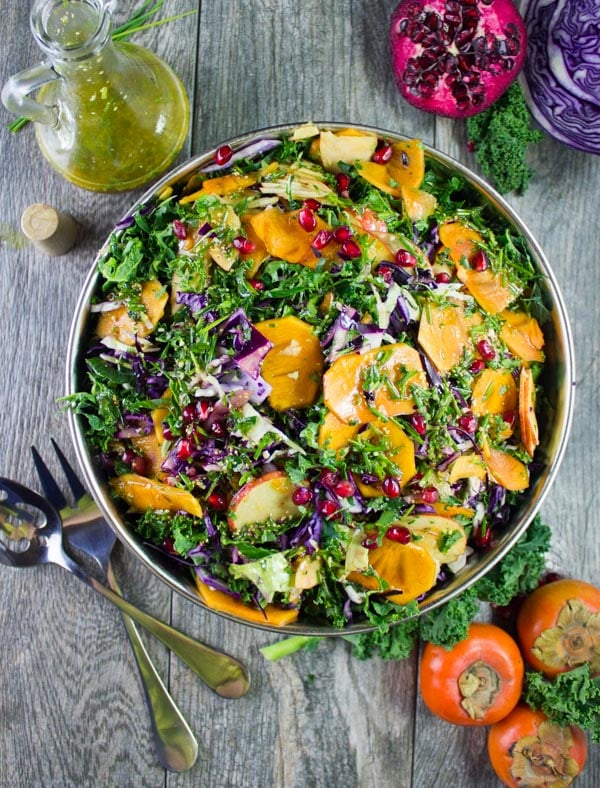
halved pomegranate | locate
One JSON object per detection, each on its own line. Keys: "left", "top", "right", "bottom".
{"left": 389, "top": 0, "right": 527, "bottom": 118}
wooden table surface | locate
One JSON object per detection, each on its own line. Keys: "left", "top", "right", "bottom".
{"left": 1, "top": 2, "right": 598, "bottom": 786}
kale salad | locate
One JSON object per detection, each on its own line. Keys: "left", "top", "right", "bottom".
{"left": 71, "top": 124, "right": 547, "bottom": 629}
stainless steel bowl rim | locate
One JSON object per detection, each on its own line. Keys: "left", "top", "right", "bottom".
{"left": 66, "top": 122, "right": 576, "bottom": 636}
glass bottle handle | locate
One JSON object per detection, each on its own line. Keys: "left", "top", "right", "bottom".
{"left": 1, "top": 60, "right": 59, "bottom": 127}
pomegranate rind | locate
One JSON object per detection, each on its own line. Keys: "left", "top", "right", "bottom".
{"left": 389, "top": 0, "right": 528, "bottom": 119}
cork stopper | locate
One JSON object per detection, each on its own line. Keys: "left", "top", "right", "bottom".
{"left": 21, "top": 203, "right": 79, "bottom": 256}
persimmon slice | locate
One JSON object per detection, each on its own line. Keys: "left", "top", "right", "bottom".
{"left": 195, "top": 578, "right": 299, "bottom": 626}
{"left": 96, "top": 280, "right": 168, "bottom": 346}
{"left": 254, "top": 316, "right": 324, "bottom": 411}
{"left": 418, "top": 301, "right": 481, "bottom": 373}
{"left": 110, "top": 473, "right": 203, "bottom": 517}
{"left": 519, "top": 367, "right": 539, "bottom": 458}
{"left": 323, "top": 343, "right": 427, "bottom": 425}
{"left": 348, "top": 538, "right": 437, "bottom": 603}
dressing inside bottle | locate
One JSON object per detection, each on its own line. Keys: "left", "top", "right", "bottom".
{"left": 2, "top": 0, "right": 189, "bottom": 191}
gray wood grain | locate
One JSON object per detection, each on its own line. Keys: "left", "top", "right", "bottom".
{"left": 0, "top": 1, "right": 598, "bottom": 787}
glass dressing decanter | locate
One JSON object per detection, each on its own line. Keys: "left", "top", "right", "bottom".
{"left": 2, "top": 0, "right": 189, "bottom": 192}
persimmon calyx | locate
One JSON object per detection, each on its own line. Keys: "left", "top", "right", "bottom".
{"left": 511, "top": 721, "right": 581, "bottom": 786}
{"left": 532, "top": 598, "right": 600, "bottom": 673}
{"left": 457, "top": 659, "right": 501, "bottom": 719}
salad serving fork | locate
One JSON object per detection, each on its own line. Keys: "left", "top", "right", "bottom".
{"left": 0, "top": 458, "right": 251, "bottom": 721}
{"left": 30, "top": 441, "right": 198, "bottom": 772}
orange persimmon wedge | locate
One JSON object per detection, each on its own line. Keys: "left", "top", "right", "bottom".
{"left": 131, "top": 433, "right": 165, "bottom": 479}
{"left": 323, "top": 344, "right": 427, "bottom": 425}
{"left": 418, "top": 301, "right": 482, "bottom": 374}
{"left": 439, "top": 221, "right": 483, "bottom": 264}
{"left": 430, "top": 502, "right": 476, "bottom": 519}
{"left": 471, "top": 368, "right": 518, "bottom": 416}
{"left": 388, "top": 139, "right": 425, "bottom": 189}
{"left": 448, "top": 452, "right": 487, "bottom": 483}
{"left": 456, "top": 266, "right": 515, "bottom": 315}
{"left": 179, "top": 173, "right": 257, "bottom": 203}
{"left": 247, "top": 208, "right": 330, "bottom": 268}
{"left": 110, "top": 473, "right": 203, "bottom": 517}
{"left": 358, "top": 140, "right": 425, "bottom": 197}
{"left": 500, "top": 310, "right": 545, "bottom": 363}
{"left": 96, "top": 280, "right": 168, "bottom": 346}
{"left": 519, "top": 367, "right": 540, "bottom": 458}
{"left": 401, "top": 186, "right": 437, "bottom": 222}
{"left": 348, "top": 538, "right": 437, "bottom": 604}
{"left": 355, "top": 419, "right": 416, "bottom": 497}
{"left": 481, "top": 443, "right": 529, "bottom": 491}
{"left": 254, "top": 316, "right": 324, "bottom": 410}
{"left": 318, "top": 410, "right": 361, "bottom": 451}
{"left": 194, "top": 578, "right": 299, "bottom": 626}
{"left": 240, "top": 214, "right": 269, "bottom": 277}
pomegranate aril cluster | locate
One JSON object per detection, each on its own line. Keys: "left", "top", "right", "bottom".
{"left": 396, "top": 0, "right": 524, "bottom": 113}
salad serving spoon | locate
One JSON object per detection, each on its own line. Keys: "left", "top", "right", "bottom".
{"left": 0, "top": 477, "right": 251, "bottom": 703}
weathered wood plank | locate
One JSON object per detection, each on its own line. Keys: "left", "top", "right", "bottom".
{"left": 0, "top": 0, "right": 598, "bottom": 786}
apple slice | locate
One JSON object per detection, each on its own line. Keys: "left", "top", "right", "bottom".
{"left": 227, "top": 470, "right": 302, "bottom": 532}
{"left": 404, "top": 515, "right": 467, "bottom": 569}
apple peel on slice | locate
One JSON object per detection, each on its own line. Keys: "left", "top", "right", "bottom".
{"left": 227, "top": 470, "right": 302, "bottom": 533}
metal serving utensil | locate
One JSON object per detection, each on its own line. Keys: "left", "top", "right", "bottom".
{"left": 0, "top": 477, "right": 251, "bottom": 705}
{"left": 31, "top": 441, "right": 199, "bottom": 772}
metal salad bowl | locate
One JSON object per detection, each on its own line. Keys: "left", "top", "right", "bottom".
{"left": 66, "top": 123, "right": 575, "bottom": 636}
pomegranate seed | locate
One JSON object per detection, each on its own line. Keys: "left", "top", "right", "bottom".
{"left": 458, "top": 412, "right": 477, "bottom": 434}
{"left": 469, "top": 359, "right": 485, "bottom": 375}
{"left": 292, "top": 486, "right": 313, "bottom": 506}
{"left": 131, "top": 455, "right": 148, "bottom": 476}
{"left": 312, "top": 229, "right": 333, "bottom": 250}
{"left": 378, "top": 264, "right": 393, "bottom": 282}
{"left": 161, "top": 423, "right": 173, "bottom": 441}
{"left": 176, "top": 438, "right": 193, "bottom": 460}
{"left": 361, "top": 537, "right": 378, "bottom": 550}
{"left": 340, "top": 239, "right": 361, "bottom": 259}
{"left": 421, "top": 487, "right": 439, "bottom": 504}
{"left": 319, "top": 469, "right": 338, "bottom": 487}
{"left": 214, "top": 144, "right": 233, "bottom": 166}
{"left": 121, "top": 448, "right": 136, "bottom": 465}
{"left": 303, "top": 198, "right": 321, "bottom": 211}
{"left": 372, "top": 143, "right": 393, "bottom": 164}
{"left": 470, "top": 249, "right": 488, "bottom": 271}
{"left": 333, "top": 225, "right": 352, "bottom": 243}
{"left": 249, "top": 279, "right": 265, "bottom": 291}
{"left": 182, "top": 403, "right": 196, "bottom": 423}
{"left": 318, "top": 499, "right": 339, "bottom": 519}
{"left": 333, "top": 479, "right": 355, "bottom": 498}
{"left": 336, "top": 173, "right": 350, "bottom": 197}
{"left": 386, "top": 525, "right": 411, "bottom": 544}
{"left": 162, "top": 537, "right": 176, "bottom": 554}
{"left": 503, "top": 410, "right": 516, "bottom": 429}
{"left": 232, "top": 236, "right": 256, "bottom": 254}
{"left": 382, "top": 476, "right": 401, "bottom": 498}
{"left": 473, "top": 527, "right": 494, "bottom": 551}
{"left": 172, "top": 220, "right": 187, "bottom": 240}
{"left": 435, "top": 271, "right": 451, "bottom": 284}
{"left": 298, "top": 207, "right": 317, "bottom": 232}
{"left": 195, "top": 400, "right": 212, "bottom": 420}
{"left": 395, "top": 249, "right": 417, "bottom": 267}
{"left": 411, "top": 413, "right": 427, "bottom": 435}
{"left": 210, "top": 421, "right": 227, "bottom": 438}
{"left": 207, "top": 491, "right": 228, "bottom": 511}
{"left": 477, "top": 338, "right": 496, "bottom": 361}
